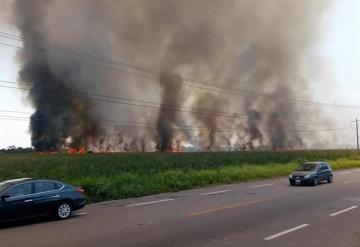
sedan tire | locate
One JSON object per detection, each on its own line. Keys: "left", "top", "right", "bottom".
{"left": 312, "top": 177, "right": 318, "bottom": 186}
{"left": 56, "top": 202, "right": 72, "bottom": 220}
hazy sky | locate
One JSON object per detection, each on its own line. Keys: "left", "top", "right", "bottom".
{"left": 0, "top": 0, "right": 359, "bottom": 149}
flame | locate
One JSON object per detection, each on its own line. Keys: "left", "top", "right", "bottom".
{"left": 66, "top": 147, "right": 86, "bottom": 154}
{"left": 166, "top": 144, "right": 184, "bottom": 153}
{"left": 36, "top": 151, "right": 58, "bottom": 155}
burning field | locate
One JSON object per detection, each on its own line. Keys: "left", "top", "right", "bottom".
{"left": 8, "top": 0, "right": 332, "bottom": 153}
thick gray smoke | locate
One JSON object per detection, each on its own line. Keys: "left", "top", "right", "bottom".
{"left": 156, "top": 73, "right": 185, "bottom": 151}
{"left": 13, "top": 1, "right": 101, "bottom": 151}
{"left": 10, "top": 0, "right": 330, "bottom": 151}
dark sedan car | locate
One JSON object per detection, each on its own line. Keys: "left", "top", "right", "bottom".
{"left": 0, "top": 178, "right": 86, "bottom": 223}
{"left": 289, "top": 162, "right": 333, "bottom": 186}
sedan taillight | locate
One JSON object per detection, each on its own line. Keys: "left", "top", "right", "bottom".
{"left": 76, "top": 187, "right": 85, "bottom": 194}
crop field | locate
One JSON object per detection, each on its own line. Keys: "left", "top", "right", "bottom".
{"left": 1, "top": 150, "right": 360, "bottom": 203}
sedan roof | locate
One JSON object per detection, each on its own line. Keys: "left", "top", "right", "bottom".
{"left": 1, "top": 178, "right": 33, "bottom": 185}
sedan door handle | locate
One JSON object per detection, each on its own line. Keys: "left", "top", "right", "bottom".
{"left": 52, "top": 195, "right": 60, "bottom": 198}
{"left": 24, "top": 199, "right": 33, "bottom": 203}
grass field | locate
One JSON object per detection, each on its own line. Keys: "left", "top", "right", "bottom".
{"left": 1, "top": 150, "right": 360, "bottom": 203}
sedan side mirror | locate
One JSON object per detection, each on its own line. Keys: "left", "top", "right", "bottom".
{"left": 0, "top": 195, "right": 10, "bottom": 202}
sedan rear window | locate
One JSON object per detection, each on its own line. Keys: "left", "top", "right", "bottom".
{"left": 54, "top": 182, "right": 64, "bottom": 189}
{"left": 34, "top": 182, "right": 57, "bottom": 193}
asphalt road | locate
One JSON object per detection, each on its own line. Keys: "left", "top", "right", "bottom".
{"left": 2, "top": 169, "right": 360, "bottom": 247}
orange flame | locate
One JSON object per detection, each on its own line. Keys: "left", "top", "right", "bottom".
{"left": 166, "top": 145, "right": 184, "bottom": 153}
{"left": 66, "top": 147, "right": 86, "bottom": 154}
{"left": 36, "top": 151, "right": 58, "bottom": 155}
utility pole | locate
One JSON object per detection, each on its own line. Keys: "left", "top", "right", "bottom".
{"left": 357, "top": 118, "right": 359, "bottom": 150}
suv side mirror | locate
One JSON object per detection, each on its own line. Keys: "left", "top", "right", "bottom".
{"left": 0, "top": 195, "right": 10, "bottom": 202}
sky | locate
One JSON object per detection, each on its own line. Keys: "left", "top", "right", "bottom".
{"left": 0, "top": 0, "right": 359, "bottom": 149}
{"left": 0, "top": 15, "right": 33, "bottom": 148}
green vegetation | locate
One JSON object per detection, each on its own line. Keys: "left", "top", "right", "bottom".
{"left": 0, "top": 150, "right": 360, "bottom": 203}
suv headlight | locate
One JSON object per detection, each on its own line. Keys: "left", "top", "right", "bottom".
{"left": 289, "top": 174, "right": 293, "bottom": 178}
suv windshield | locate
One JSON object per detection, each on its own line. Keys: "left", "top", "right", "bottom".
{"left": 296, "top": 163, "right": 318, "bottom": 171}
{"left": 0, "top": 182, "right": 14, "bottom": 194}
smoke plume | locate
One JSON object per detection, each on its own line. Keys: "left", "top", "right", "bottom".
{"left": 156, "top": 72, "right": 185, "bottom": 151}
{"left": 10, "top": 0, "right": 331, "bottom": 151}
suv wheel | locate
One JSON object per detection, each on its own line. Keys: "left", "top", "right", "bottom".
{"left": 327, "top": 175, "right": 333, "bottom": 183}
{"left": 290, "top": 181, "right": 296, "bottom": 186}
{"left": 56, "top": 202, "right": 72, "bottom": 220}
{"left": 312, "top": 177, "right": 318, "bottom": 186}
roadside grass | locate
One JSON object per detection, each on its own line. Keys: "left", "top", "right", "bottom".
{"left": 0, "top": 150, "right": 359, "bottom": 203}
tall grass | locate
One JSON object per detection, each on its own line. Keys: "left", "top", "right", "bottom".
{"left": 0, "top": 150, "right": 359, "bottom": 202}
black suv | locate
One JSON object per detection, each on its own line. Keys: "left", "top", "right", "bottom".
{"left": 289, "top": 162, "right": 333, "bottom": 186}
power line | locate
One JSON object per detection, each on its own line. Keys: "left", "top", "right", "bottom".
{"left": 0, "top": 114, "right": 250, "bottom": 133}
{"left": 0, "top": 109, "right": 33, "bottom": 114}
{"left": 0, "top": 114, "right": 353, "bottom": 134}
{"left": 0, "top": 114, "right": 249, "bottom": 132}
{"left": 0, "top": 109, "right": 353, "bottom": 136}
{"left": 0, "top": 32, "right": 156, "bottom": 75}
{"left": 0, "top": 80, "right": 351, "bottom": 127}
{"left": 0, "top": 79, "right": 173, "bottom": 108}
{"left": 1, "top": 31, "right": 359, "bottom": 109}
{"left": 0, "top": 111, "right": 254, "bottom": 132}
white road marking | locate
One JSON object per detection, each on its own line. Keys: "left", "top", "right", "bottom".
{"left": 342, "top": 197, "right": 360, "bottom": 202}
{"left": 344, "top": 179, "right": 360, "bottom": 185}
{"left": 338, "top": 171, "right": 352, "bottom": 175}
{"left": 219, "top": 184, "right": 231, "bottom": 188}
{"left": 73, "top": 212, "right": 88, "bottom": 216}
{"left": 264, "top": 224, "right": 309, "bottom": 241}
{"left": 250, "top": 183, "right": 274, "bottom": 188}
{"left": 200, "top": 189, "right": 232, "bottom": 196}
{"left": 125, "top": 198, "right": 174, "bottom": 207}
{"left": 329, "top": 206, "right": 358, "bottom": 217}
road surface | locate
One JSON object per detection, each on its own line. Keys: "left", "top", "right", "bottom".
{"left": 2, "top": 168, "right": 360, "bottom": 247}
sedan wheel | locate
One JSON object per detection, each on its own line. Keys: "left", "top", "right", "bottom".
{"left": 56, "top": 202, "right": 72, "bottom": 219}
{"left": 312, "top": 177, "right": 318, "bottom": 186}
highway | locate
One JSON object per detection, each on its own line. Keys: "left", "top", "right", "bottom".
{"left": 2, "top": 169, "right": 360, "bottom": 247}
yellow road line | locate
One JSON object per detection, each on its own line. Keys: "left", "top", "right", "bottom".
{"left": 344, "top": 179, "right": 360, "bottom": 184}
{"left": 187, "top": 199, "right": 264, "bottom": 217}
